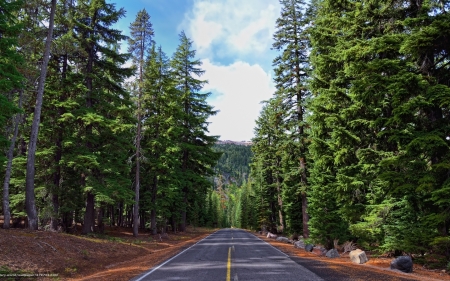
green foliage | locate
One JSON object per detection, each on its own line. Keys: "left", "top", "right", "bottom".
{"left": 213, "top": 144, "right": 252, "bottom": 187}
{"left": 0, "top": 0, "right": 23, "bottom": 166}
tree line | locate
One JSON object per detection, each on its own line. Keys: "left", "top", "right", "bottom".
{"left": 247, "top": 0, "right": 450, "bottom": 258}
{"left": 0, "top": 0, "right": 221, "bottom": 235}
{"left": 213, "top": 144, "right": 252, "bottom": 187}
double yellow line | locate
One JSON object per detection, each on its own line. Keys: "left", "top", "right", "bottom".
{"left": 226, "top": 247, "right": 231, "bottom": 281}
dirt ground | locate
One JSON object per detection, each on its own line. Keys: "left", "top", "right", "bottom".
{"left": 256, "top": 232, "right": 450, "bottom": 281}
{"left": 0, "top": 226, "right": 214, "bottom": 281}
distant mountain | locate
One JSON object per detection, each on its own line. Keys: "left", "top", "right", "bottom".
{"left": 213, "top": 143, "right": 253, "bottom": 187}
{"left": 216, "top": 140, "right": 253, "bottom": 146}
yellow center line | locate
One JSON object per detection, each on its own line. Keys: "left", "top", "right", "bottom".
{"left": 227, "top": 247, "right": 231, "bottom": 281}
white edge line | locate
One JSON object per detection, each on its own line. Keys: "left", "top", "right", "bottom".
{"left": 133, "top": 230, "right": 219, "bottom": 281}
{"left": 251, "top": 231, "right": 289, "bottom": 257}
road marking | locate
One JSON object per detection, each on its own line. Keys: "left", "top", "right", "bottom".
{"left": 132, "top": 231, "right": 219, "bottom": 281}
{"left": 227, "top": 247, "right": 231, "bottom": 281}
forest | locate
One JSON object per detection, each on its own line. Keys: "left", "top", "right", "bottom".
{"left": 0, "top": 0, "right": 221, "bottom": 235}
{"left": 230, "top": 0, "right": 450, "bottom": 264}
{"left": 213, "top": 144, "right": 252, "bottom": 187}
{"left": 1, "top": 0, "right": 450, "bottom": 268}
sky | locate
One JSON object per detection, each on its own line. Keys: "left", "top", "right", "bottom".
{"left": 111, "top": 0, "right": 281, "bottom": 141}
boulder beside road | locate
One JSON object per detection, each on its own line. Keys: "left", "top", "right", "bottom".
{"left": 349, "top": 249, "right": 368, "bottom": 264}
{"left": 276, "top": 236, "right": 290, "bottom": 243}
{"left": 390, "top": 256, "right": 413, "bottom": 273}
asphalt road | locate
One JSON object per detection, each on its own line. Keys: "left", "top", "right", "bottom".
{"left": 130, "top": 228, "right": 415, "bottom": 281}
{"left": 131, "top": 228, "right": 321, "bottom": 281}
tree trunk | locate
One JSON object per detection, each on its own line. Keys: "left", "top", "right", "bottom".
{"left": 110, "top": 205, "right": 115, "bottom": 227}
{"left": 118, "top": 202, "right": 123, "bottom": 227}
{"left": 81, "top": 192, "right": 95, "bottom": 234}
{"left": 151, "top": 176, "right": 158, "bottom": 235}
{"left": 97, "top": 206, "right": 104, "bottom": 233}
{"left": 300, "top": 157, "right": 309, "bottom": 238}
{"left": 3, "top": 90, "right": 23, "bottom": 229}
{"left": 25, "top": 0, "right": 57, "bottom": 231}
{"left": 133, "top": 129, "right": 140, "bottom": 236}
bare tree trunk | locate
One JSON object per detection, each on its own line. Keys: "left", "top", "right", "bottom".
{"left": 110, "top": 205, "right": 115, "bottom": 227}
{"left": 3, "top": 90, "right": 23, "bottom": 229}
{"left": 118, "top": 202, "right": 123, "bottom": 227}
{"left": 151, "top": 176, "right": 158, "bottom": 235}
{"left": 25, "top": 0, "right": 57, "bottom": 230}
{"left": 81, "top": 192, "right": 95, "bottom": 234}
{"left": 133, "top": 117, "right": 140, "bottom": 236}
{"left": 97, "top": 206, "right": 104, "bottom": 233}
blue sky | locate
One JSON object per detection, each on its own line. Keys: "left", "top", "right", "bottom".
{"left": 111, "top": 0, "right": 281, "bottom": 141}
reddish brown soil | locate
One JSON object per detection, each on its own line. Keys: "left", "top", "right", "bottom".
{"left": 256, "top": 232, "right": 450, "bottom": 281}
{"left": 0, "top": 226, "right": 214, "bottom": 281}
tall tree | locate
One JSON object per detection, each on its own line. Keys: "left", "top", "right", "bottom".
{"left": 70, "top": 0, "right": 132, "bottom": 234}
{"left": 171, "top": 31, "right": 220, "bottom": 231}
{"left": 25, "top": 0, "right": 56, "bottom": 230}
{"left": 128, "top": 8, "right": 154, "bottom": 237}
{"left": 142, "top": 45, "right": 179, "bottom": 234}
{"left": 1, "top": 0, "right": 23, "bottom": 229}
{"left": 272, "top": 0, "right": 311, "bottom": 237}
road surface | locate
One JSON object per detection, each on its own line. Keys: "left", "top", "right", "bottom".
{"left": 131, "top": 228, "right": 415, "bottom": 281}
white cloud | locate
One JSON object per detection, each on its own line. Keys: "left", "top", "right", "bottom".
{"left": 182, "top": 0, "right": 280, "bottom": 58}
{"left": 202, "top": 59, "right": 275, "bottom": 141}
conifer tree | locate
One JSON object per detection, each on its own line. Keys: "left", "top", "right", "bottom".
{"left": 142, "top": 45, "right": 180, "bottom": 234}
{"left": 69, "top": 0, "right": 133, "bottom": 234}
{"left": 25, "top": 0, "right": 56, "bottom": 230}
{"left": 1, "top": 0, "right": 23, "bottom": 229}
{"left": 128, "top": 8, "right": 154, "bottom": 237}
{"left": 272, "top": 0, "right": 311, "bottom": 237}
{"left": 171, "top": 31, "right": 220, "bottom": 231}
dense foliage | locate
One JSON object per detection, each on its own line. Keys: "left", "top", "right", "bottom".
{"left": 213, "top": 144, "right": 252, "bottom": 187}
{"left": 247, "top": 0, "right": 450, "bottom": 262}
{"left": 0, "top": 0, "right": 219, "bottom": 234}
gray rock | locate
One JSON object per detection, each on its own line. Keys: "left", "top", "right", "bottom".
{"left": 294, "top": 240, "right": 305, "bottom": 249}
{"left": 276, "top": 236, "right": 290, "bottom": 243}
{"left": 305, "top": 244, "right": 314, "bottom": 252}
{"left": 349, "top": 249, "right": 368, "bottom": 264}
{"left": 267, "top": 232, "right": 278, "bottom": 239}
{"left": 390, "top": 256, "right": 413, "bottom": 273}
{"left": 326, "top": 249, "right": 340, "bottom": 258}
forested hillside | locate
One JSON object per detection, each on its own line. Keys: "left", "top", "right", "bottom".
{"left": 213, "top": 144, "right": 252, "bottom": 187}
{"left": 0, "top": 0, "right": 220, "bottom": 234}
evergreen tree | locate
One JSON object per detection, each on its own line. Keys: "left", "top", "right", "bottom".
{"left": 128, "top": 8, "right": 154, "bottom": 237}
{"left": 69, "top": 0, "right": 133, "bottom": 234}
{"left": 170, "top": 31, "right": 220, "bottom": 231}
{"left": 1, "top": 0, "right": 23, "bottom": 229}
{"left": 142, "top": 45, "right": 180, "bottom": 234}
{"left": 272, "top": 0, "right": 311, "bottom": 237}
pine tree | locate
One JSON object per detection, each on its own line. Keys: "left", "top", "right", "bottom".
{"left": 1, "top": 0, "right": 23, "bottom": 229}
{"left": 272, "top": 0, "right": 311, "bottom": 237}
{"left": 24, "top": 0, "right": 56, "bottom": 230}
{"left": 171, "top": 31, "right": 220, "bottom": 231}
{"left": 128, "top": 8, "right": 154, "bottom": 237}
{"left": 142, "top": 45, "right": 180, "bottom": 234}
{"left": 250, "top": 100, "right": 284, "bottom": 233}
{"left": 309, "top": 0, "right": 450, "bottom": 252}
{"left": 68, "top": 0, "right": 133, "bottom": 234}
